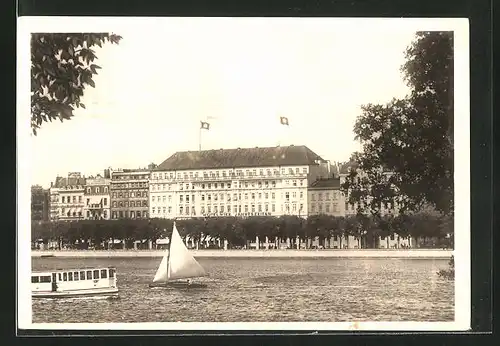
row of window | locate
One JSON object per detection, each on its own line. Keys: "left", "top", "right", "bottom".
{"left": 31, "top": 275, "right": 51, "bottom": 283}
{"left": 310, "top": 203, "right": 340, "bottom": 214}
{"left": 344, "top": 201, "right": 398, "bottom": 211}
{"left": 31, "top": 269, "right": 115, "bottom": 283}
{"left": 151, "top": 179, "right": 307, "bottom": 191}
{"left": 111, "top": 211, "right": 148, "bottom": 219}
{"left": 60, "top": 210, "right": 83, "bottom": 217}
{"left": 112, "top": 175, "right": 149, "bottom": 180}
{"left": 310, "top": 191, "right": 340, "bottom": 201}
{"left": 112, "top": 191, "right": 148, "bottom": 199}
{"left": 151, "top": 204, "right": 277, "bottom": 216}
{"left": 149, "top": 191, "right": 308, "bottom": 205}
{"left": 85, "top": 186, "right": 109, "bottom": 194}
{"left": 281, "top": 203, "right": 304, "bottom": 213}
{"left": 86, "top": 198, "right": 108, "bottom": 206}
{"left": 112, "top": 200, "right": 148, "bottom": 208}
{"left": 60, "top": 196, "right": 83, "bottom": 204}
{"left": 152, "top": 167, "right": 308, "bottom": 180}
{"left": 86, "top": 210, "right": 108, "bottom": 218}
{"left": 151, "top": 201, "right": 287, "bottom": 215}
{"left": 111, "top": 182, "right": 148, "bottom": 189}
{"left": 57, "top": 185, "right": 84, "bottom": 190}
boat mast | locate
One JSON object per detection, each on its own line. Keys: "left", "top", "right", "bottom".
{"left": 166, "top": 220, "right": 174, "bottom": 281}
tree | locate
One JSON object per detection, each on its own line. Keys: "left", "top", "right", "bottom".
{"left": 333, "top": 216, "right": 347, "bottom": 249}
{"left": 341, "top": 31, "right": 454, "bottom": 215}
{"left": 31, "top": 33, "right": 122, "bottom": 135}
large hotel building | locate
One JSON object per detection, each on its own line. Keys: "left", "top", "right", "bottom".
{"left": 149, "top": 145, "right": 334, "bottom": 219}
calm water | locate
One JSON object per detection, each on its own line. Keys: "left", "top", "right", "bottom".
{"left": 32, "top": 257, "right": 454, "bottom": 323}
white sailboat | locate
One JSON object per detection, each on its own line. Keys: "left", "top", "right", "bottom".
{"left": 149, "top": 222, "right": 207, "bottom": 288}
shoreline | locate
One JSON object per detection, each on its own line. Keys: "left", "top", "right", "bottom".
{"left": 32, "top": 249, "right": 453, "bottom": 259}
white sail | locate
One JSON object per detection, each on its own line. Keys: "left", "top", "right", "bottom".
{"left": 151, "top": 223, "right": 206, "bottom": 283}
{"left": 168, "top": 223, "right": 206, "bottom": 280}
{"left": 152, "top": 249, "right": 169, "bottom": 283}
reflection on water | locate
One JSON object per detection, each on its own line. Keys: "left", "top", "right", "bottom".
{"left": 31, "top": 257, "right": 454, "bottom": 323}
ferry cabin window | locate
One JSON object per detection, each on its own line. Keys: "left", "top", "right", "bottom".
{"left": 58, "top": 273, "right": 62, "bottom": 281}
{"left": 93, "top": 270, "right": 100, "bottom": 279}
{"left": 109, "top": 269, "right": 115, "bottom": 278}
{"left": 80, "top": 271, "right": 85, "bottom": 280}
{"left": 101, "top": 269, "right": 107, "bottom": 279}
{"left": 68, "top": 272, "right": 73, "bottom": 281}
{"left": 86, "top": 270, "right": 92, "bottom": 280}
{"left": 31, "top": 276, "right": 39, "bottom": 283}
{"left": 63, "top": 272, "right": 68, "bottom": 281}
{"left": 40, "top": 275, "right": 51, "bottom": 283}
{"left": 74, "top": 272, "right": 79, "bottom": 281}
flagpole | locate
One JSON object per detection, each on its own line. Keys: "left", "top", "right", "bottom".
{"left": 199, "top": 126, "right": 202, "bottom": 151}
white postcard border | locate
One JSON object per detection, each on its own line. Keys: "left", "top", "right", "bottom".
{"left": 17, "top": 17, "right": 471, "bottom": 332}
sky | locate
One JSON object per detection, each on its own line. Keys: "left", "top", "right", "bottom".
{"left": 25, "top": 18, "right": 423, "bottom": 188}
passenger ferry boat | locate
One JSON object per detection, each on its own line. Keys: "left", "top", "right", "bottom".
{"left": 31, "top": 267, "right": 119, "bottom": 298}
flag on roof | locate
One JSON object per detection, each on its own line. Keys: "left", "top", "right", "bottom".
{"left": 280, "top": 116, "right": 289, "bottom": 126}
{"left": 200, "top": 121, "right": 210, "bottom": 130}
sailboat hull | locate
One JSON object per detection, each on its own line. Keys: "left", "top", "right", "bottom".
{"left": 148, "top": 282, "right": 207, "bottom": 289}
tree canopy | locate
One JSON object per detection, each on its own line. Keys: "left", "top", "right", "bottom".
{"left": 341, "top": 31, "right": 454, "bottom": 215}
{"left": 31, "top": 33, "right": 122, "bottom": 135}
{"left": 32, "top": 214, "right": 453, "bottom": 250}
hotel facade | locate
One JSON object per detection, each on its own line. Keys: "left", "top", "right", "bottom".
{"left": 83, "top": 173, "right": 111, "bottom": 220}
{"left": 109, "top": 168, "right": 150, "bottom": 219}
{"left": 49, "top": 172, "right": 87, "bottom": 221}
{"left": 307, "top": 178, "right": 343, "bottom": 217}
{"left": 149, "top": 145, "right": 333, "bottom": 220}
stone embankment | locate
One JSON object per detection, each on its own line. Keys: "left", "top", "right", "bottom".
{"left": 32, "top": 249, "right": 453, "bottom": 259}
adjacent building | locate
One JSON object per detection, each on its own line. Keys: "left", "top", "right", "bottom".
{"left": 31, "top": 185, "right": 50, "bottom": 222}
{"left": 149, "top": 145, "right": 333, "bottom": 219}
{"left": 307, "top": 178, "right": 342, "bottom": 217}
{"left": 338, "top": 161, "right": 400, "bottom": 216}
{"left": 109, "top": 168, "right": 150, "bottom": 219}
{"left": 83, "top": 173, "right": 111, "bottom": 220}
{"left": 49, "top": 172, "right": 86, "bottom": 221}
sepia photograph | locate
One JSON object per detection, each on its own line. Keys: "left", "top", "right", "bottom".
{"left": 17, "top": 17, "right": 470, "bottom": 331}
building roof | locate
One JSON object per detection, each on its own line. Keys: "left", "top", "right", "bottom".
{"left": 112, "top": 168, "right": 151, "bottom": 174}
{"left": 156, "top": 145, "right": 325, "bottom": 171}
{"left": 339, "top": 160, "right": 360, "bottom": 175}
{"left": 338, "top": 161, "right": 393, "bottom": 175}
{"left": 52, "top": 176, "right": 86, "bottom": 188}
{"left": 309, "top": 178, "right": 341, "bottom": 189}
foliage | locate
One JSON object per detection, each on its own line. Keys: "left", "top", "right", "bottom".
{"left": 341, "top": 31, "right": 454, "bottom": 215}
{"left": 31, "top": 185, "right": 48, "bottom": 221}
{"left": 31, "top": 33, "right": 122, "bottom": 135}
{"left": 32, "top": 214, "right": 453, "bottom": 250}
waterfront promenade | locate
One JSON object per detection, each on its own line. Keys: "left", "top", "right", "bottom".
{"left": 32, "top": 249, "right": 453, "bottom": 259}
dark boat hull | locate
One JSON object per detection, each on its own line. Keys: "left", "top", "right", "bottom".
{"left": 149, "top": 282, "right": 207, "bottom": 289}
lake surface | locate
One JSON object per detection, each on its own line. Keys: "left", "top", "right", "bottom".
{"left": 31, "top": 257, "right": 454, "bottom": 323}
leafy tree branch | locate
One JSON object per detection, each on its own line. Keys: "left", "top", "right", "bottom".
{"left": 31, "top": 33, "right": 122, "bottom": 135}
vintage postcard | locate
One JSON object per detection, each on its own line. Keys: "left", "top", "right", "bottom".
{"left": 17, "top": 17, "right": 470, "bottom": 331}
